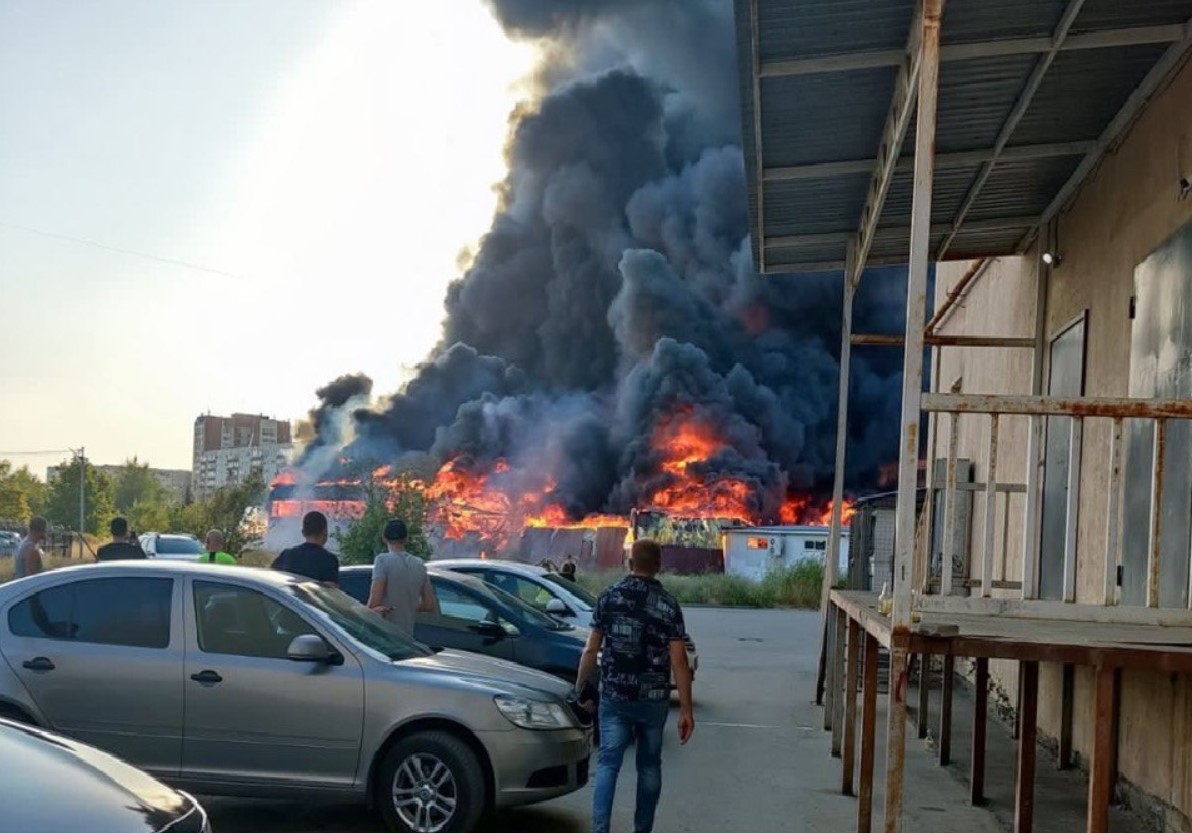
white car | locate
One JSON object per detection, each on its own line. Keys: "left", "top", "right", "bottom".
{"left": 138, "top": 533, "right": 204, "bottom": 561}
{"left": 433, "top": 558, "right": 698, "bottom": 676}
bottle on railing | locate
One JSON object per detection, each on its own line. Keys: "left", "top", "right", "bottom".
{"left": 878, "top": 582, "right": 893, "bottom": 616}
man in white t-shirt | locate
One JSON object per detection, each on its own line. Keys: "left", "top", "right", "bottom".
{"left": 367, "top": 519, "right": 436, "bottom": 635}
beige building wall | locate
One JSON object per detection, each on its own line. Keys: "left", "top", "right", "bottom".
{"left": 928, "top": 55, "right": 1192, "bottom": 828}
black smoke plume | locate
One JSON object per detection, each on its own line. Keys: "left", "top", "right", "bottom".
{"left": 297, "top": 0, "right": 908, "bottom": 520}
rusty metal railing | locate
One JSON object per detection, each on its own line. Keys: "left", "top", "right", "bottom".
{"left": 920, "top": 393, "right": 1192, "bottom": 609}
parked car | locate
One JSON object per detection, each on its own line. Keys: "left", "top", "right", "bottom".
{"left": 140, "top": 532, "right": 204, "bottom": 560}
{"left": 339, "top": 566, "right": 589, "bottom": 682}
{"left": 0, "top": 530, "right": 20, "bottom": 557}
{"left": 0, "top": 562, "right": 591, "bottom": 833}
{"left": 0, "top": 717, "right": 210, "bottom": 832}
{"left": 433, "top": 558, "right": 698, "bottom": 677}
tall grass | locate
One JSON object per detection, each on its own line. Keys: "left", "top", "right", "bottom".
{"left": 0, "top": 555, "right": 87, "bottom": 584}
{"left": 577, "top": 560, "right": 823, "bottom": 609}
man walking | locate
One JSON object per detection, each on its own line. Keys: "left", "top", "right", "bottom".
{"left": 271, "top": 511, "right": 339, "bottom": 586}
{"left": 367, "top": 519, "right": 435, "bottom": 634}
{"left": 14, "top": 516, "right": 48, "bottom": 579}
{"left": 198, "top": 529, "right": 237, "bottom": 565}
{"left": 96, "top": 517, "right": 146, "bottom": 561}
{"left": 577, "top": 539, "right": 695, "bottom": 833}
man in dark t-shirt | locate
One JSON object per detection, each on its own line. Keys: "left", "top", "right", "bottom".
{"left": 96, "top": 517, "right": 146, "bottom": 562}
{"left": 577, "top": 539, "right": 695, "bottom": 833}
{"left": 271, "top": 511, "right": 339, "bottom": 585}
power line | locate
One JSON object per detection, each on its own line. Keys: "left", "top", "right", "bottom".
{"left": 0, "top": 220, "right": 246, "bottom": 280}
{"left": 0, "top": 449, "right": 74, "bottom": 456}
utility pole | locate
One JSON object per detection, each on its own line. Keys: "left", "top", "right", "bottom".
{"left": 77, "top": 447, "right": 85, "bottom": 539}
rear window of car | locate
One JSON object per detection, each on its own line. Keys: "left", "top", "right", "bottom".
{"left": 156, "top": 536, "right": 204, "bottom": 555}
{"left": 8, "top": 578, "right": 173, "bottom": 649}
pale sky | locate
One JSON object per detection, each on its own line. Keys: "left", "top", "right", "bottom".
{"left": 0, "top": 0, "right": 536, "bottom": 477}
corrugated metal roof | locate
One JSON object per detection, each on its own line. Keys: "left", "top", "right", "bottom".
{"left": 735, "top": 0, "right": 1192, "bottom": 274}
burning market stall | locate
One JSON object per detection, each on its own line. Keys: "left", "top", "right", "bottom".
{"left": 735, "top": 1, "right": 1192, "bottom": 831}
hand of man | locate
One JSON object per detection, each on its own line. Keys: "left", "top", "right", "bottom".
{"left": 678, "top": 707, "right": 695, "bottom": 744}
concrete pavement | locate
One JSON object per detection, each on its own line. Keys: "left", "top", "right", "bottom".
{"left": 206, "top": 607, "right": 1003, "bottom": 832}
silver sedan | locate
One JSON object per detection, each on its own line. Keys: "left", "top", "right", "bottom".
{"left": 0, "top": 562, "right": 592, "bottom": 833}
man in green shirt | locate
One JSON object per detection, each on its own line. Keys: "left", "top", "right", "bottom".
{"left": 197, "top": 529, "right": 237, "bottom": 565}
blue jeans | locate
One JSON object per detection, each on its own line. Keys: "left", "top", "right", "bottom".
{"left": 593, "top": 698, "right": 669, "bottom": 833}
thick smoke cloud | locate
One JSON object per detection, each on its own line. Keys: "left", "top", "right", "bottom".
{"left": 296, "top": 0, "right": 908, "bottom": 520}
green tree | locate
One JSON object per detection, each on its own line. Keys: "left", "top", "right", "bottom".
{"left": 169, "top": 474, "right": 266, "bottom": 554}
{"left": 336, "top": 473, "right": 431, "bottom": 565}
{"left": 113, "top": 458, "right": 170, "bottom": 512}
{"left": 45, "top": 459, "right": 116, "bottom": 534}
{"left": 0, "top": 461, "right": 47, "bottom": 521}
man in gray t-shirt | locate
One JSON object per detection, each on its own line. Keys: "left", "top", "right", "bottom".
{"left": 367, "top": 519, "right": 435, "bottom": 635}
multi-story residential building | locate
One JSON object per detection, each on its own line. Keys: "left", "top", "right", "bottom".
{"left": 192, "top": 414, "right": 293, "bottom": 498}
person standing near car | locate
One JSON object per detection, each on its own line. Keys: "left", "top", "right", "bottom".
{"left": 367, "top": 519, "right": 435, "bottom": 635}
{"left": 13, "top": 516, "right": 48, "bottom": 579}
{"left": 271, "top": 511, "right": 339, "bottom": 586}
{"left": 197, "top": 529, "right": 237, "bottom": 565}
{"left": 95, "top": 517, "right": 146, "bottom": 561}
{"left": 577, "top": 538, "right": 695, "bottom": 833}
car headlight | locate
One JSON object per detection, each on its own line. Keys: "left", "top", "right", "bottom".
{"left": 494, "top": 695, "right": 574, "bottom": 730}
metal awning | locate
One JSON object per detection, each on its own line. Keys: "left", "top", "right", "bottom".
{"left": 735, "top": 0, "right": 1192, "bottom": 276}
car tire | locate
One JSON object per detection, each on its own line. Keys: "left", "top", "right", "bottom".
{"left": 376, "top": 730, "right": 486, "bottom": 833}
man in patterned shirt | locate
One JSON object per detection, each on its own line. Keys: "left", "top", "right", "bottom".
{"left": 576, "top": 539, "right": 695, "bottom": 833}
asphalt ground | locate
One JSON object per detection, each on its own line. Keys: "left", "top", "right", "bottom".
{"left": 206, "top": 607, "right": 1002, "bottom": 833}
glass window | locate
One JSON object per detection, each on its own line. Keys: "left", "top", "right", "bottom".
{"left": 486, "top": 573, "right": 554, "bottom": 611}
{"left": 338, "top": 571, "right": 372, "bottom": 606}
{"left": 289, "top": 584, "right": 427, "bottom": 662}
{"left": 542, "top": 573, "right": 597, "bottom": 608}
{"left": 156, "top": 536, "right": 204, "bottom": 555}
{"left": 9, "top": 579, "right": 172, "bottom": 649}
{"left": 194, "top": 581, "right": 315, "bottom": 659}
{"left": 434, "top": 583, "right": 494, "bottom": 624}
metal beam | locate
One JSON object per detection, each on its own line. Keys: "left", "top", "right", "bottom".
{"left": 748, "top": 0, "right": 766, "bottom": 273}
{"left": 768, "top": 216, "right": 1039, "bottom": 249}
{"left": 851, "top": 0, "right": 925, "bottom": 284}
{"left": 1019, "top": 17, "right": 1192, "bottom": 251}
{"left": 764, "top": 142, "right": 1094, "bottom": 183}
{"left": 759, "top": 254, "right": 911, "bottom": 274}
{"left": 759, "top": 24, "right": 1187, "bottom": 78}
{"left": 936, "top": 0, "right": 1089, "bottom": 259}
{"left": 886, "top": 1, "right": 943, "bottom": 830}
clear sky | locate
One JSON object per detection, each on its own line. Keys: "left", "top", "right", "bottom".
{"left": 0, "top": 0, "right": 536, "bottom": 478}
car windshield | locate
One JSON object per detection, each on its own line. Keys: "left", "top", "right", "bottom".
{"left": 288, "top": 583, "right": 431, "bottom": 662}
{"left": 156, "top": 536, "right": 204, "bottom": 555}
{"left": 542, "top": 573, "right": 598, "bottom": 608}
{"left": 459, "top": 577, "right": 571, "bottom": 631}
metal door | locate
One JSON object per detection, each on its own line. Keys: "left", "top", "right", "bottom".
{"left": 181, "top": 579, "right": 364, "bottom": 787}
{"left": 1039, "top": 314, "right": 1086, "bottom": 600}
{"left": 3, "top": 576, "right": 183, "bottom": 775}
{"left": 1122, "top": 223, "right": 1192, "bottom": 606}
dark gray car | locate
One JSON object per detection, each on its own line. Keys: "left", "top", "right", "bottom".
{"left": 0, "top": 562, "right": 591, "bottom": 833}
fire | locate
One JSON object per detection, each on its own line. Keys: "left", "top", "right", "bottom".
{"left": 780, "top": 495, "right": 856, "bottom": 527}
{"left": 643, "top": 410, "right": 755, "bottom": 524}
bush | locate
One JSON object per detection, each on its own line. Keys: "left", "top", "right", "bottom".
{"left": 335, "top": 474, "right": 431, "bottom": 566}
{"left": 576, "top": 560, "right": 823, "bottom": 609}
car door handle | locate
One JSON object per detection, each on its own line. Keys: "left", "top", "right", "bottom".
{"left": 190, "top": 670, "right": 223, "bottom": 685}
{"left": 22, "top": 657, "right": 54, "bottom": 672}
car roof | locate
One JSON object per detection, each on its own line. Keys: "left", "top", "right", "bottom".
{"left": 0, "top": 561, "right": 301, "bottom": 600}
{"left": 339, "top": 563, "right": 484, "bottom": 588}
{"left": 432, "top": 558, "right": 550, "bottom": 577}
{"left": 157, "top": 533, "right": 199, "bottom": 540}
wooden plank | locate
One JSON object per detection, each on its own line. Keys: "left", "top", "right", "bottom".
{"left": 918, "top": 654, "right": 931, "bottom": 739}
{"left": 1104, "top": 417, "right": 1124, "bottom": 605}
{"left": 825, "top": 605, "right": 839, "bottom": 732}
{"left": 858, "top": 633, "right": 880, "bottom": 833}
{"left": 884, "top": 645, "right": 913, "bottom": 833}
{"left": 1059, "top": 663, "right": 1075, "bottom": 769}
{"left": 981, "top": 415, "right": 1000, "bottom": 598}
{"left": 832, "top": 607, "right": 848, "bottom": 756}
{"left": 913, "top": 594, "right": 1192, "bottom": 626}
{"left": 1087, "top": 666, "right": 1117, "bottom": 833}
{"left": 1022, "top": 414, "right": 1044, "bottom": 598}
{"left": 1063, "top": 416, "right": 1083, "bottom": 602}
{"left": 942, "top": 411, "right": 960, "bottom": 596}
{"left": 843, "top": 618, "right": 861, "bottom": 795}
{"left": 939, "top": 654, "right": 955, "bottom": 765}
{"left": 1015, "top": 661, "right": 1040, "bottom": 833}
{"left": 923, "top": 392, "right": 1192, "bottom": 419}
{"left": 1148, "top": 419, "right": 1167, "bottom": 608}
{"left": 971, "top": 657, "right": 989, "bottom": 805}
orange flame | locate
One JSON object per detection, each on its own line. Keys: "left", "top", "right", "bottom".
{"left": 642, "top": 410, "right": 755, "bottom": 524}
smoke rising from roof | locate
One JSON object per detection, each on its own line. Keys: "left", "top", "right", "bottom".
{"left": 296, "top": 0, "right": 908, "bottom": 518}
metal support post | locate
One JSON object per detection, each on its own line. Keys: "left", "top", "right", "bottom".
{"left": 885, "top": 1, "right": 943, "bottom": 830}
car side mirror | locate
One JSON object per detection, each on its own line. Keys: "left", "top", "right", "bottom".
{"left": 286, "top": 634, "right": 339, "bottom": 664}
{"left": 545, "top": 598, "right": 570, "bottom": 616}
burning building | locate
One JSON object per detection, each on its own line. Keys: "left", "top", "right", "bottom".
{"left": 284, "top": 0, "right": 904, "bottom": 558}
